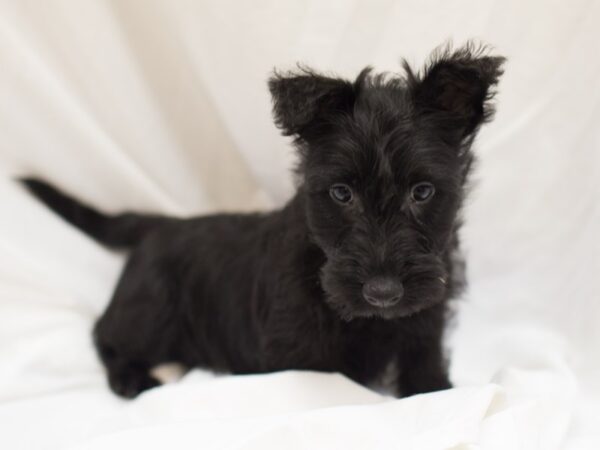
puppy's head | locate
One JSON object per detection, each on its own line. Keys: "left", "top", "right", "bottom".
{"left": 269, "top": 43, "right": 504, "bottom": 320}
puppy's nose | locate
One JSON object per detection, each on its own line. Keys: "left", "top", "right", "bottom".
{"left": 362, "top": 277, "right": 404, "bottom": 307}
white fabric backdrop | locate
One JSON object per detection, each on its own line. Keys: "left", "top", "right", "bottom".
{"left": 0, "top": 1, "right": 598, "bottom": 449}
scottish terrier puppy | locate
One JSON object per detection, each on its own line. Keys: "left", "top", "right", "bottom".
{"left": 23, "top": 43, "right": 504, "bottom": 399}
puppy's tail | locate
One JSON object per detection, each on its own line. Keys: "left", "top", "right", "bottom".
{"left": 20, "top": 177, "right": 168, "bottom": 249}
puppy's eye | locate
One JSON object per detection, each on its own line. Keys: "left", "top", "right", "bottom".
{"left": 410, "top": 182, "right": 435, "bottom": 203}
{"left": 330, "top": 184, "right": 353, "bottom": 204}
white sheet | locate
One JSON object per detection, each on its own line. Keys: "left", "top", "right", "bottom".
{"left": 1, "top": 1, "right": 599, "bottom": 449}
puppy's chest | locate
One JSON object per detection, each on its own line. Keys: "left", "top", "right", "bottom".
{"left": 339, "top": 323, "right": 401, "bottom": 360}
{"left": 296, "top": 318, "right": 401, "bottom": 372}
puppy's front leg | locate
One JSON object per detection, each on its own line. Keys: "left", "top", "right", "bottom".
{"left": 396, "top": 336, "right": 452, "bottom": 397}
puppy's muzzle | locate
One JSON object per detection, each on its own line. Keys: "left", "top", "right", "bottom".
{"left": 362, "top": 276, "right": 404, "bottom": 308}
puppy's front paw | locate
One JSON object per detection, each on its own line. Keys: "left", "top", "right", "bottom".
{"left": 401, "top": 375, "right": 452, "bottom": 397}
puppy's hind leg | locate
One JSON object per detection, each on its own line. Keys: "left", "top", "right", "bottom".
{"left": 94, "top": 334, "right": 161, "bottom": 399}
{"left": 92, "top": 255, "right": 183, "bottom": 398}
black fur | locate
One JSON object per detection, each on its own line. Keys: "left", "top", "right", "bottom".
{"left": 22, "top": 42, "right": 504, "bottom": 399}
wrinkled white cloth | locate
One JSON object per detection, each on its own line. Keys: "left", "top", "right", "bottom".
{"left": 0, "top": 1, "right": 599, "bottom": 449}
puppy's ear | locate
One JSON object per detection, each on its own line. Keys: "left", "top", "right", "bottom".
{"left": 406, "top": 43, "right": 505, "bottom": 140}
{"left": 268, "top": 68, "right": 355, "bottom": 137}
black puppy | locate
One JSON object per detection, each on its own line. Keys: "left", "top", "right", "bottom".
{"left": 23, "top": 43, "right": 504, "bottom": 399}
